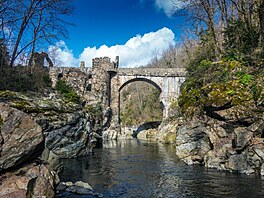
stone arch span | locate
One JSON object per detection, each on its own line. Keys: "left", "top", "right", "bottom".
{"left": 109, "top": 69, "right": 186, "bottom": 126}
{"left": 118, "top": 78, "right": 162, "bottom": 92}
{"left": 117, "top": 78, "right": 163, "bottom": 124}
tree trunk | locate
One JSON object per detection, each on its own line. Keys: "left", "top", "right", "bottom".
{"left": 259, "top": 0, "right": 264, "bottom": 48}
{"left": 9, "top": 0, "right": 40, "bottom": 67}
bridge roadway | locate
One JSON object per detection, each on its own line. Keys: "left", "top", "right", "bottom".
{"left": 109, "top": 67, "right": 186, "bottom": 77}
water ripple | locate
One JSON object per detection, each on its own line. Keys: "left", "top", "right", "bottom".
{"left": 60, "top": 139, "right": 264, "bottom": 198}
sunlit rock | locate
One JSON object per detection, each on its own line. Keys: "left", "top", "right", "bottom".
{"left": 0, "top": 103, "right": 44, "bottom": 171}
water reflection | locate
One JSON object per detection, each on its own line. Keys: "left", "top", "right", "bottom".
{"left": 60, "top": 139, "right": 264, "bottom": 198}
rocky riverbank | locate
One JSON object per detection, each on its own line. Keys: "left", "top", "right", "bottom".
{"left": 0, "top": 90, "right": 109, "bottom": 197}
{"left": 156, "top": 101, "right": 264, "bottom": 175}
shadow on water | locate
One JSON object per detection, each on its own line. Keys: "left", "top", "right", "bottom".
{"left": 59, "top": 139, "right": 264, "bottom": 198}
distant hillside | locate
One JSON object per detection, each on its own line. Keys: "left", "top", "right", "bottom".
{"left": 120, "top": 81, "right": 163, "bottom": 127}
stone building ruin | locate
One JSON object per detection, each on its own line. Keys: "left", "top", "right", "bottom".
{"left": 29, "top": 52, "right": 53, "bottom": 68}
{"left": 49, "top": 56, "right": 186, "bottom": 127}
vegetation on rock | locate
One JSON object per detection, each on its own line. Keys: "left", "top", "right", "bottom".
{"left": 174, "top": 0, "right": 264, "bottom": 120}
{"left": 55, "top": 80, "right": 80, "bottom": 104}
{"left": 179, "top": 59, "right": 263, "bottom": 117}
{"left": 85, "top": 103, "right": 103, "bottom": 121}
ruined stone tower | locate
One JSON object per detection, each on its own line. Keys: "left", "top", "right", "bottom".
{"left": 90, "top": 56, "right": 119, "bottom": 108}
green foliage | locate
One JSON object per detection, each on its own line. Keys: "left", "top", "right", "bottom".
{"left": 174, "top": 0, "right": 264, "bottom": 119}
{"left": 224, "top": 20, "right": 260, "bottom": 55}
{"left": 43, "top": 74, "right": 52, "bottom": 87}
{"left": 250, "top": 79, "right": 264, "bottom": 105}
{"left": 55, "top": 80, "right": 71, "bottom": 93}
{"left": 235, "top": 72, "right": 254, "bottom": 86}
{"left": 55, "top": 80, "right": 80, "bottom": 103}
{"left": 179, "top": 58, "right": 263, "bottom": 117}
{"left": 186, "top": 46, "right": 214, "bottom": 76}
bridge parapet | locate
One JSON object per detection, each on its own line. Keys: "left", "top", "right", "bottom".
{"left": 116, "top": 67, "right": 186, "bottom": 77}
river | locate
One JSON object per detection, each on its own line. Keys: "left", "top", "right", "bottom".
{"left": 59, "top": 139, "right": 264, "bottom": 198}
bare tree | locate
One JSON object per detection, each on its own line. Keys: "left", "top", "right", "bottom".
{"left": 0, "top": 0, "right": 74, "bottom": 67}
{"left": 171, "top": 0, "right": 263, "bottom": 59}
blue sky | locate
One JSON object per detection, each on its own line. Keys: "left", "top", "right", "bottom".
{"left": 49, "top": 0, "right": 186, "bottom": 67}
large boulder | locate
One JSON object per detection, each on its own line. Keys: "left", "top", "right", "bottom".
{"left": 0, "top": 162, "right": 59, "bottom": 198}
{"left": 0, "top": 103, "right": 44, "bottom": 172}
{"left": 43, "top": 113, "right": 90, "bottom": 158}
{"left": 0, "top": 91, "right": 101, "bottom": 159}
{"left": 137, "top": 129, "right": 159, "bottom": 140}
{"left": 174, "top": 115, "right": 264, "bottom": 175}
{"left": 175, "top": 121, "right": 211, "bottom": 165}
{"left": 157, "top": 120, "right": 179, "bottom": 143}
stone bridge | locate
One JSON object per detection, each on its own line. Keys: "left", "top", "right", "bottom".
{"left": 108, "top": 67, "right": 186, "bottom": 121}
{"left": 49, "top": 57, "right": 186, "bottom": 124}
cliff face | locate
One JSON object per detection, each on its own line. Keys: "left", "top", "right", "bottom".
{"left": 0, "top": 102, "right": 59, "bottom": 197}
{"left": 0, "top": 90, "right": 109, "bottom": 197}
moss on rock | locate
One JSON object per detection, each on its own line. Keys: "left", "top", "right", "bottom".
{"left": 179, "top": 59, "right": 263, "bottom": 118}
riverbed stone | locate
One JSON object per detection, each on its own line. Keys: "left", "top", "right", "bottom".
{"left": 137, "top": 129, "right": 159, "bottom": 140}
{"left": 66, "top": 186, "right": 94, "bottom": 195}
{"left": 0, "top": 162, "right": 59, "bottom": 198}
{"left": 74, "top": 181, "right": 93, "bottom": 191}
{"left": 226, "top": 154, "right": 254, "bottom": 174}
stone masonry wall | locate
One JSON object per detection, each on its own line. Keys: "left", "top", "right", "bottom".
{"left": 49, "top": 57, "right": 186, "bottom": 125}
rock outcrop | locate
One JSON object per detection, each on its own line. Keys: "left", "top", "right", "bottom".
{"left": 0, "top": 103, "right": 44, "bottom": 172}
{"left": 0, "top": 90, "right": 108, "bottom": 196}
{"left": 175, "top": 121, "right": 211, "bottom": 165}
{"left": 0, "top": 102, "right": 59, "bottom": 197}
{"left": 137, "top": 129, "right": 159, "bottom": 140}
{"left": 158, "top": 111, "right": 264, "bottom": 175}
{"left": 0, "top": 91, "right": 99, "bottom": 160}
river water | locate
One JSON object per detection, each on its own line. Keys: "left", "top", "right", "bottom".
{"left": 60, "top": 139, "right": 264, "bottom": 198}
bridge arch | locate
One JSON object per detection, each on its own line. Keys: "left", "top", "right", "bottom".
{"left": 118, "top": 77, "right": 162, "bottom": 92}
{"left": 117, "top": 78, "right": 163, "bottom": 124}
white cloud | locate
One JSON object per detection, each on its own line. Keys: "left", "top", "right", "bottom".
{"left": 155, "top": 0, "right": 187, "bottom": 17}
{"left": 48, "top": 27, "right": 175, "bottom": 68}
{"left": 48, "top": 40, "right": 78, "bottom": 67}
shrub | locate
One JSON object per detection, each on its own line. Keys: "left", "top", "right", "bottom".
{"left": 55, "top": 80, "right": 80, "bottom": 103}
{"left": 0, "top": 66, "right": 52, "bottom": 92}
{"left": 235, "top": 72, "right": 254, "bottom": 86}
{"left": 178, "top": 58, "right": 261, "bottom": 117}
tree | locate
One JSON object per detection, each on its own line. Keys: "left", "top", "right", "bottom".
{"left": 172, "top": 0, "right": 263, "bottom": 60}
{"left": 256, "top": 0, "right": 264, "bottom": 47}
{"left": 0, "top": 0, "right": 74, "bottom": 67}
